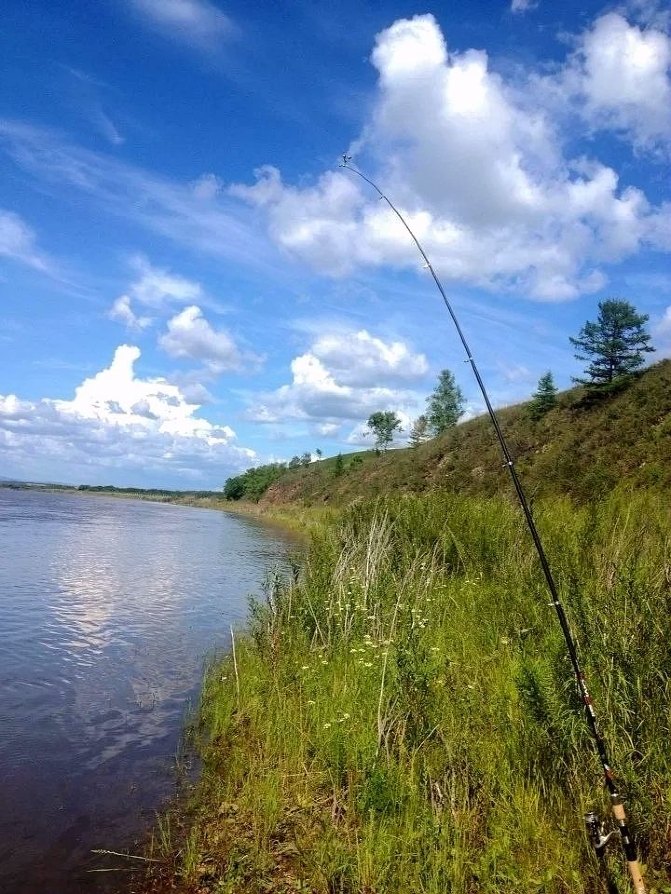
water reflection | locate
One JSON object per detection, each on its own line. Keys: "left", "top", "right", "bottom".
{"left": 0, "top": 490, "right": 291, "bottom": 893}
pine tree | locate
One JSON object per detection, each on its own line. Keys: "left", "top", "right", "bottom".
{"left": 408, "top": 414, "right": 430, "bottom": 447}
{"left": 427, "top": 369, "right": 464, "bottom": 435}
{"left": 569, "top": 299, "right": 654, "bottom": 387}
{"left": 529, "top": 371, "right": 558, "bottom": 420}
{"left": 333, "top": 453, "right": 344, "bottom": 477}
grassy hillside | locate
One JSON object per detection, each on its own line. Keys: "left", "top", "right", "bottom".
{"left": 259, "top": 360, "right": 671, "bottom": 508}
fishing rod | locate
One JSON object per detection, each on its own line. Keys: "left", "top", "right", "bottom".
{"left": 341, "top": 156, "right": 646, "bottom": 894}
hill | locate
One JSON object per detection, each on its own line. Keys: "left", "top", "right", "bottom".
{"left": 257, "top": 360, "right": 671, "bottom": 507}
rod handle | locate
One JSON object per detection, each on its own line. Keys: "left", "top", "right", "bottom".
{"left": 611, "top": 801, "right": 646, "bottom": 894}
{"left": 626, "top": 860, "right": 646, "bottom": 894}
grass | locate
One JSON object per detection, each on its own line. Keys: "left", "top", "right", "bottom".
{"left": 138, "top": 488, "right": 671, "bottom": 894}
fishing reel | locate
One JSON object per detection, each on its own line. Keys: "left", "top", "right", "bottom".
{"left": 585, "top": 812, "right": 616, "bottom": 855}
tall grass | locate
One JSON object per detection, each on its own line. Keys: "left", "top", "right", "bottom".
{"left": 145, "top": 490, "right": 671, "bottom": 893}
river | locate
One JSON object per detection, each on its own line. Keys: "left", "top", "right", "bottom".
{"left": 0, "top": 489, "right": 293, "bottom": 893}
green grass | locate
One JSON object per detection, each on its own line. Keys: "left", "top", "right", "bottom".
{"left": 140, "top": 489, "right": 671, "bottom": 893}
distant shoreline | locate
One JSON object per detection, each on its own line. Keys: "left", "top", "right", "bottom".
{"left": 0, "top": 481, "right": 315, "bottom": 538}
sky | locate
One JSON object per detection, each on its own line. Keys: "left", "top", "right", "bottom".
{"left": 1, "top": 0, "right": 670, "bottom": 488}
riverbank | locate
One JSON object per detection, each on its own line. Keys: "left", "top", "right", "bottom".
{"left": 135, "top": 489, "right": 671, "bottom": 894}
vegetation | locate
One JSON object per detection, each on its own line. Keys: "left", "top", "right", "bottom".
{"left": 529, "top": 371, "right": 558, "bottom": 421}
{"left": 141, "top": 490, "right": 671, "bottom": 893}
{"left": 75, "top": 484, "right": 219, "bottom": 499}
{"left": 367, "top": 411, "right": 403, "bottom": 452}
{"left": 408, "top": 413, "right": 430, "bottom": 447}
{"left": 427, "top": 369, "right": 464, "bottom": 434}
{"left": 570, "top": 299, "right": 654, "bottom": 388}
{"left": 224, "top": 463, "right": 290, "bottom": 502}
{"left": 135, "top": 360, "right": 671, "bottom": 892}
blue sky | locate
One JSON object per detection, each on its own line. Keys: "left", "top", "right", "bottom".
{"left": 1, "top": 0, "right": 670, "bottom": 488}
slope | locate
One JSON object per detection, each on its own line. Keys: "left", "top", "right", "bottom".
{"left": 258, "top": 360, "right": 671, "bottom": 508}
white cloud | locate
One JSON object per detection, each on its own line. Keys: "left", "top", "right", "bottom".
{"left": 229, "top": 165, "right": 366, "bottom": 277}
{"left": 108, "top": 294, "right": 152, "bottom": 330}
{"left": 0, "top": 345, "right": 255, "bottom": 485}
{"left": 64, "top": 67, "right": 126, "bottom": 147}
{"left": 0, "top": 121, "right": 278, "bottom": 274}
{"left": 654, "top": 306, "right": 671, "bottom": 355}
{"left": 246, "top": 329, "right": 427, "bottom": 431}
{"left": 90, "top": 106, "right": 125, "bottom": 146}
{"left": 309, "top": 329, "right": 428, "bottom": 386}
{"left": 158, "top": 305, "right": 247, "bottom": 372}
{"left": 566, "top": 13, "right": 671, "bottom": 152}
{"left": 511, "top": 0, "right": 537, "bottom": 12}
{"left": 127, "top": 257, "right": 203, "bottom": 308}
{"left": 109, "top": 258, "right": 205, "bottom": 331}
{"left": 109, "top": 264, "right": 256, "bottom": 375}
{"left": 231, "top": 13, "right": 670, "bottom": 300}
{"left": 316, "top": 421, "right": 340, "bottom": 437}
{"left": 0, "top": 209, "right": 51, "bottom": 272}
{"left": 192, "top": 173, "right": 224, "bottom": 200}
{"left": 129, "top": 0, "right": 235, "bottom": 52}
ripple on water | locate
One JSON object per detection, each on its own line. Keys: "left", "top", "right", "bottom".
{"left": 0, "top": 489, "right": 293, "bottom": 894}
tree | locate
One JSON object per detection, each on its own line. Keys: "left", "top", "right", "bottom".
{"left": 223, "top": 476, "right": 246, "bottom": 500}
{"left": 333, "top": 453, "right": 344, "bottom": 477}
{"left": 300, "top": 452, "right": 312, "bottom": 467}
{"left": 223, "top": 462, "right": 288, "bottom": 502}
{"left": 569, "top": 299, "right": 654, "bottom": 387}
{"left": 315, "top": 448, "right": 323, "bottom": 460}
{"left": 366, "top": 411, "right": 402, "bottom": 452}
{"left": 529, "top": 371, "right": 558, "bottom": 420}
{"left": 426, "top": 369, "right": 464, "bottom": 435}
{"left": 408, "top": 414, "right": 430, "bottom": 447}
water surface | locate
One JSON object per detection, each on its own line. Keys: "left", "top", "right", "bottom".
{"left": 0, "top": 489, "right": 292, "bottom": 893}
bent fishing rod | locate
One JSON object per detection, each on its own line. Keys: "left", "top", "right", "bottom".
{"left": 341, "top": 156, "right": 646, "bottom": 894}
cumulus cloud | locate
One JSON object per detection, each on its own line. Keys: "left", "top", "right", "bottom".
{"left": 108, "top": 263, "right": 255, "bottom": 376}
{"left": 129, "top": 0, "right": 236, "bottom": 52}
{"left": 158, "top": 305, "right": 250, "bottom": 372}
{"left": 0, "top": 209, "right": 51, "bottom": 272}
{"left": 108, "top": 294, "right": 152, "bottom": 330}
{"left": 246, "top": 329, "right": 427, "bottom": 434}
{"left": 109, "top": 258, "right": 203, "bottom": 331}
{"left": 565, "top": 13, "right": 671, "bottom": 152}
{"left": 231, "top": 13, "right": 669, "bottom": 300}
{"left": 0, "top": 345, "right": 255, "bottom": 485}
{"left": 309, "top": 330, "right": 428, "bottom": 386}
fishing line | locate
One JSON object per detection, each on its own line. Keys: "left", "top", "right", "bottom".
{"left": 341, "top": 156, "right": 646, "bottom": 894}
